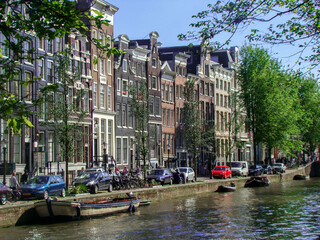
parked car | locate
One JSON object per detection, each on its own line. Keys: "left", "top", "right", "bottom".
{"left": 72, "top": 171, "right": 112, "bottom": 194}
{"left": 0, "top": 183, "right": 13, "bottom": 205}
{"left": 249, "top": 165, "right": 264, "bottom": 176}
{"left": 178, "top": 167, "right": 195, "bottom": 183}
{"left": 212, "top": 166, "right": 232, "bottom": 179}
{"left": 272, "top": 163, "right": 286, "bottom": 173}
{"left": 147, "top": 168, "right": 173, "bottom": 185}
{"left": 19, "top": 175, "right": 66, "bottom": 200}
{"left": 262, "top": 164, "right": 273, "bottom": 174}
{"left": 230, "top": 161, "right": 249, "bottom": 176}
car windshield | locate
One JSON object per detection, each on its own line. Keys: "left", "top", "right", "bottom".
{"left": 27, "top": 176, "right": 49, "bottom": 184}
{"left": 77, "top": 173, "right": 99, "bottom": 179}
{"left": 178, "top": 168, "right": 187, "bottom": 173}
{"left": 231, "top": 162, "right": 242, "bottom": 167}
{"left": 214, "top": 167, "right": 225, "bottom": 171}
{"left": 151, "top": 170, "right": 164, "bottom": 175}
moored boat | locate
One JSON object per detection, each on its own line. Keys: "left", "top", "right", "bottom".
{"left": 245, "top": 176, "right": 270, "bottom": 187}
{"left": 216, "top": 182, "right": 236, "bottom": 192}
{"left": 34, "top": 196, "right": 140, "bottom": 221}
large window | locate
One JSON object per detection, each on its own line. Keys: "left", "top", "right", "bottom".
{"left": 116, "top": 104, "right": 121, "bottom": 126}
{"left": 93, "top": 83, "right": 97, "bottom": 107}
{"left": 116, "top": 138, "right": 121, "bottom": 164}
{"left": 122, "top": 79, "right": 128, "bottom": 96}
{"left": 108, "top": 86, "right": 112, "bottom": 110}
{"left": 123, "top": 138, "right": 128, "bottom": 164}
{"left": 149, "top": 96, "right": 154, "bottom": 115}
{"left": 123, "top": 59, "right": 127, "bottom": 72}
{"left": 100, "top": 59, "right": 106, "bottom": 75}
{"left": 152, "top": 76, "right": 157, "bottom": 89}
{"left": 108, "top": 120, "right": 112, "bottom": 155}
{"left": 155, "top": 97, "right": 160, "bottom": 116}
{"left": 47, "top": 61, "right": 54, "bottom": 83}
{"left": 122, "top": 104, "right": 127, "bottom": 127}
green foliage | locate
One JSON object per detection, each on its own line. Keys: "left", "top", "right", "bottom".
{"left": 128, "top": 81, "right": 149, "bottom": 180}
{"left": 69, "top": 184, "right": 88, "bottom": 195}
{"left": 0, "top": 0, "right": 121, "bottom": 133}
{"left": 179, "top": 0, "right": 320, "bottom": 70}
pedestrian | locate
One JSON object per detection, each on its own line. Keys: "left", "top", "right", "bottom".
{"left": 115, "top": 166, "right": 121, "bottom": 177}
{"left": 78, "top": 167, "right": 85, "bottom": 176}
{"left": 20, "top": 169, "right": 29, "bottom": 184}
{"left": 10, "top": 171, "right": 20, "bottom": 190}
{"left": 136, "top": 166, "right": 142, "bottom": 179}
{"left": 122, "top": 166, "right": 128, "bottom": 176}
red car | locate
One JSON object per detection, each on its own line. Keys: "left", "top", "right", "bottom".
{"left": 212, "top": 166, "right": 232, "bottom": 179}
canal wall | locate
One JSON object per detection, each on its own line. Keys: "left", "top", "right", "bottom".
{"left": 0, "top": 164, "right": 313, "bottom": 228}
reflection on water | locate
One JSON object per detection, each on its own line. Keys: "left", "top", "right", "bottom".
{"left": 1, "top": 179, "right": 320, "bottom": 239}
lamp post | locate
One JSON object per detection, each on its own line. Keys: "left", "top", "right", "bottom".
{"left": 209, "top": 146, "right": 213, "bottom": 179}
{"left": 103, "top": 141, "right": 108, "bottom": 172}
{"left": 167, "top": 144, "right": 170, "bottom": 168}
{"left": 2, "top": 139, "right": 8, "bottom": 185}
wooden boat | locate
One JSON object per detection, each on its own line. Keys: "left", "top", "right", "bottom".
{"left": 216, "top": 183, "right": 236, "bottom": 192}
{"left": 245, "top": 176, "right": 270, "bottom": 187}
{"left": 34, "top": 196, "right": 140, "bottom": 221}
{"left": 293, "top": 174, "right": 307, "bottom": 180}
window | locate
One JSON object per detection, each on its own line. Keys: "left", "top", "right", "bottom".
{"left": 108, "top": 59, "right": 112, "bottom": 75}
{"left": 99, "top": 32, "right": 105, "bottom": 46}
{"left": 155, "top": 97, "right": 160, "bottom": 116}
{"left": 152, "top": 58, "right": 157, "bottom": 68}
{"left": 161, "top": 83, "right": 165, "bottom": 100}
{"left": 38, "top": 59, "right": 44, "bottom": 80}
{"left": 166, "top": 84, "right": 169, "bottom": 101}
{"left": 152, "top": 76, "right": 157, "bottom": 89}
{"left": 75, "top": 40, "right": 79, "bottom": 51}
{"left": 47, "top": 39, "right": 53, "bottom": 54}
{"left": 67, "top": 88, "right": 73, "bottom": 109}
{"left": 149, "top": 95, "right": 154, "bottom": 115}
{"left": 123, "top": 59, "right": 127, "bottom": 72}
{"left": 200, "top": 81, "right": 204, "bottom": 95}
{"left": 93, "top": 83, "right": 97, "bottom": 107}
{"left": 163, "top": 109, "right": 166, "bottom": 125}
{"left": 100, "top": 84, "right": 105, "bottom": 108}
{"left": 47, "top": 61, "right": 54, "bottom": 83}
{"left": 108, "top": 86, "right": 112, "bottom": 110}
{"left": 0, "top": 33, "right": 9, "bottom": 57}
{"left": 101, "top": 119, "right": 106, "bottom": 149}
{"left": 57, "top": 37, "right": 63, "bottom": 52}
{"left": 116, "top": 138, "right": 121, "bottom": 164}
{"left": 12, "top": 71, "right": 20, "bottom": 99}
{"left": 205, "top": 83, "right": 209, "bottom": 95}
{"left": 83, "top": 91, "right": 89, "bottom": 112}
{"left": 224, "top": 96, "right": 227, "bottom": 108}
{"left": 116, "top": 104, "right": 121, "bottom": 126}
{"left": 128, "top": 105, "right": 133, "bottom": 128}
{"left": 122, "top": 104, "right": 127, "bottom": 127}
{"left": 100, "top": 59, "right": 106, "bottom": 75}
{"left": 108, "top": 120, "right": 112, "bottom": 154}
{"left": 224, "top": 81, "right": 227, "bottom": 91}
{"left": 93, "top": 55, "right": 98, "bottom": 71}
{"left": 216, "top": 79, "right": 219, "bottom": 89}
{"left": 39, "top": 38, "right": 44, "bottom": 50}
{"left": 24, "top": 72, "right": 32, "bottom": 101}
{"left": 25, "top": 41, "right": 33, "bottom": 63}
{"left": 117, "top": 78, "right": 121, "bottom": 94}
{"left": 92, "top": 29, "right": 97, "bottom": 39}
{"left": 216, "top": 94, "right": 219, "bottom": 106}
{"left": 205, "top": 64, "right": 209, "bottom": 77}
{"left": 123, "top": 138, "right": 128, "bottom": 164}
{"left": 211, "top": 84, "right": 214, "bottom": 97}
{"left": 220, "top": 80, "right": 223, "bottom": 89}
{"left": 169, "top": 85, "right": 173, "bottom": 102}
{"left": 122, "top": 79, "right": 128, "bottom": 96}
{"left": 220, "top": 95, "right": 223, "bottom": 107}
{"left": 228, "top": 82, "right": 230, "bottom": 91}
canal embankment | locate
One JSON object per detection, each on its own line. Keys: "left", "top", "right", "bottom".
{"left": 0, "top": 163, "right": 314, "bottom": 228}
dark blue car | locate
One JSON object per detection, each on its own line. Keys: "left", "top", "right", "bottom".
{"left": 19, "top": 175, "right": 66, "bottom": 200}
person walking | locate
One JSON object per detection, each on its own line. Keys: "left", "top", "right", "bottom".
{"left": 10, "top": 172, "right": 20, "bottom": 190}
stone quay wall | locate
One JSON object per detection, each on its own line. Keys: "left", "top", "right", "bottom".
{"left": 0, "top": 163, "right": 313, "bottom": 228}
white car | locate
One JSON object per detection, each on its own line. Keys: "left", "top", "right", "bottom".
{"left": 272, "top": 163, "right": 286, "bottom": 173}
{"left": 178, "top": 167, "right": 195, "bottom": 183}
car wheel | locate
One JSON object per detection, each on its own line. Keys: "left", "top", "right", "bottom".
{"left": 43, "top": 190, "right": 49, "bottom": 200}
{"left": 61, "top": 188, "right": 66, "bottom": 197}
{"left": 0, "top": 194, "right": 7, "bottom": 205}
{"left": 108, "top": 184, "right": 113, "bottom": 192}
{"left": 91, "top": 185, "right": 98, "bottom": 194}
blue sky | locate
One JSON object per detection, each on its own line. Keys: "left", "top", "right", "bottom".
{"left": 110, "top": 0, "right": 315, "bottom": 75}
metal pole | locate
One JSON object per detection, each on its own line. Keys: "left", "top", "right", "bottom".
{"left": 3, "top": 147, "right": 6, "bottom": 185}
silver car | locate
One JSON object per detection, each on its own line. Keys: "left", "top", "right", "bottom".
{"left": 178, "top": 167, "right": 195, "bottom": 183}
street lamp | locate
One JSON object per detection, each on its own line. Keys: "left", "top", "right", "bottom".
{"left": 167, "top": 144, "right": 170, "bottom": 168}
{"left": 209, "top": 146, "right": 213, "bottom": 179}
{"left": 103, "top": 141, "right": 108, "bottom": 172}
{"left": 2, "top": 139, "right": 8, "bottom": 185}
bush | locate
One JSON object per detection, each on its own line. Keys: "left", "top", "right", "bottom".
{"left": 69, "top": 184, "right": 88, "bottom": 194}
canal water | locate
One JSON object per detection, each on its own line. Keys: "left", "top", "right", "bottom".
{"left": 1, "top": 178, "right": 320, "bottom": 240}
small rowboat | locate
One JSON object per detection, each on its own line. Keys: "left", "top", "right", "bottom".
{"left": 216, "top": 182, "right": 236, "bottom": 192}
{"left": 245, "top": 176, "right": 270, "bottom": 188}
{"left": 34, "top": 196, "right": 140, "bottom": 221}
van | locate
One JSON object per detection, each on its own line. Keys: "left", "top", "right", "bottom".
{"left": 230, "top": 161, "right": 249, "bottom": 177}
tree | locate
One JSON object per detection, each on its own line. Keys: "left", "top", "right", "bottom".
{"left": 0, "top": 0, "right": 120, "bottom": 133}
{"left": 178, "top": 0, "right": 320, "bottom": 72}
{"left": 183, "top": 78, "right": 202, "bottom": 181}
{"left": 238, "top": 46, "right": 301, "bottom": 164}
{"left": 44, "top": 48, "right": 88, "bottom": 189}
{"left": 129, "top": 81, "right": 149, "bottom": 180}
